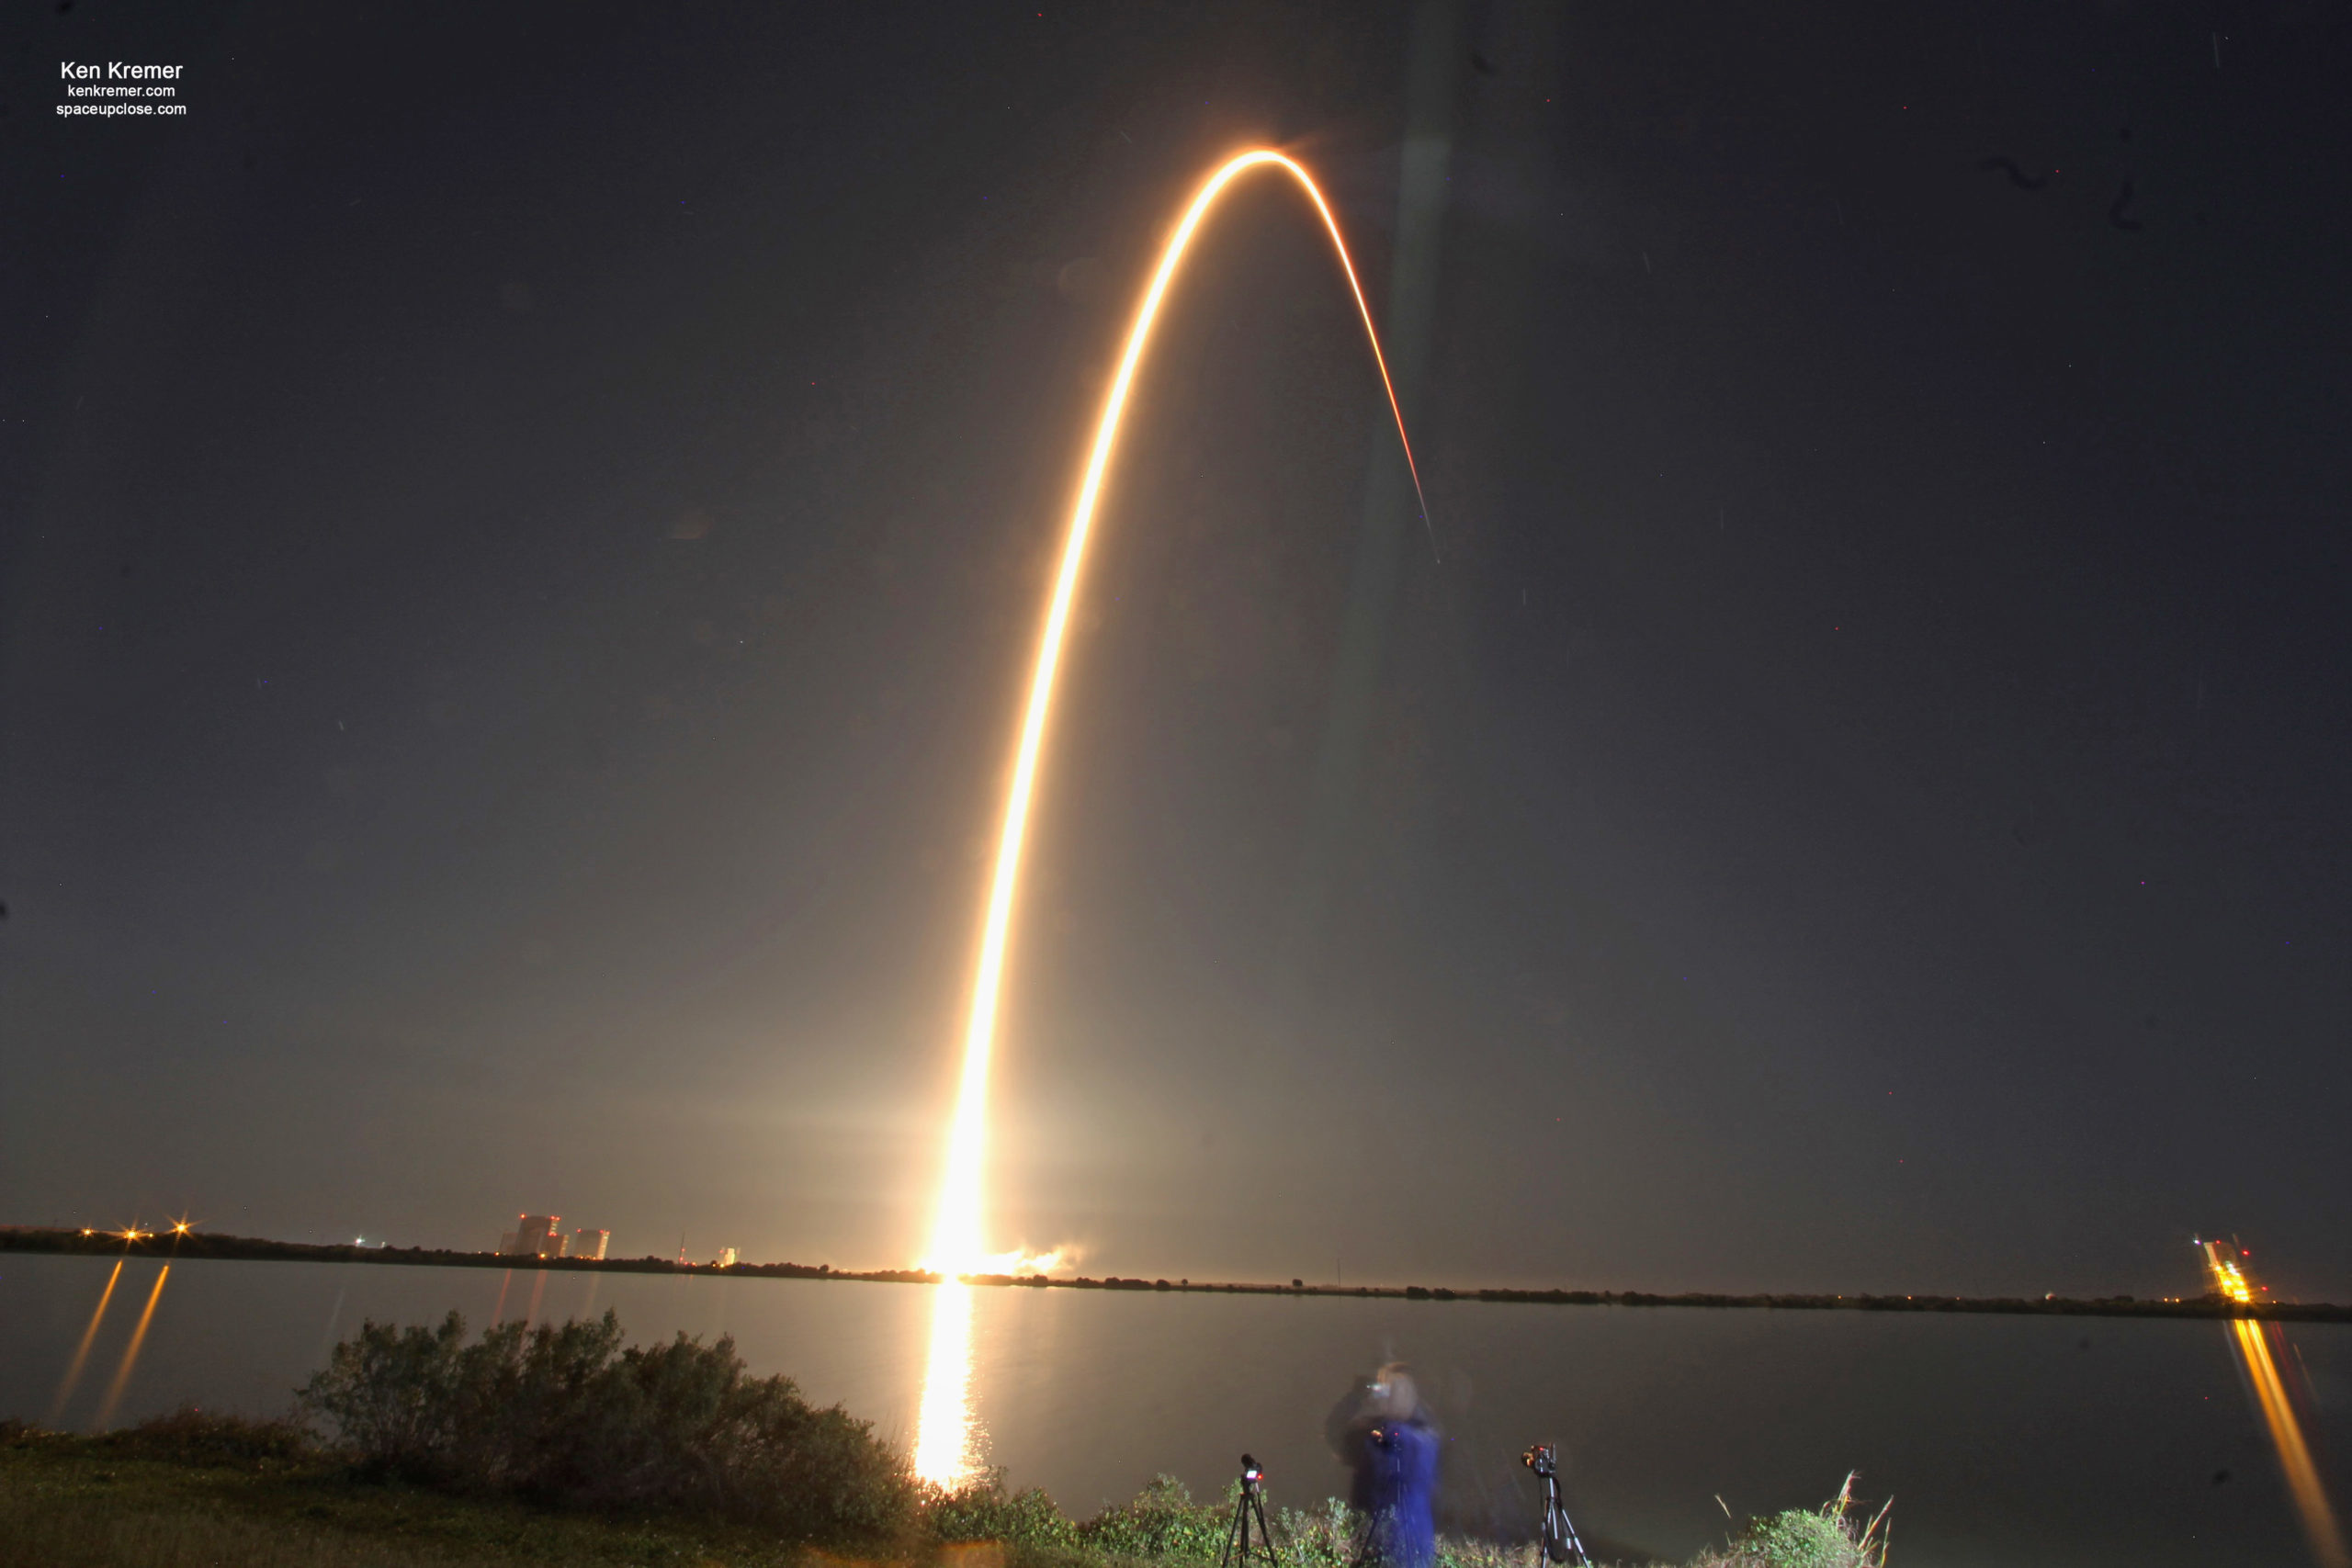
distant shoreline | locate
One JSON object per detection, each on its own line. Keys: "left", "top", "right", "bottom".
{"left": 7, "top": 1225, "right": 2344, "bottom": 1323}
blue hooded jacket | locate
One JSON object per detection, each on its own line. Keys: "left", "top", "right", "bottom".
{"left": 1364, "top": 1418, "right": 1440, "bottom": 1568}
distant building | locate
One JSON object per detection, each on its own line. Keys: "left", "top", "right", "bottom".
{"left": 503, "top": 1214, "right": 562, "bottom": 1258}
{"left": 498, "top": 1230, "right": 518, "bottom": 1254}
{"left": 571, "top": 1228, "right": 610, "bottom": 1261}
{"left": 714, "top": 1247, "right": 739, "bottom": 1269}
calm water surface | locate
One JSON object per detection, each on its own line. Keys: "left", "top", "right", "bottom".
{"left": 4, "top": 1255, "right": 2346, "bottom": 1567}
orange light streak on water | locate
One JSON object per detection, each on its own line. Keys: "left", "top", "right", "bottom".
{"left": 93, "top": 1265, "right": 170, "bottom": 1430}
{"left": 2230, "top": 1318, "right": 2349, "bottom": 1568}
{"left": 45, "top": 1260, "right": 124, "bottom": 1424}
{"left": 911, "top": 148, "right": 1426, "bottom": 1485}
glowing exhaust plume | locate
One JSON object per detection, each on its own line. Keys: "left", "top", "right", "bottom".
{"left": 921, "top": 148, "right": 1426, "bottom": 1282}
{"left": 45, "top": 1261, "right": 123, "bottom": 1424}
{"left": 978, "top": 1245, "right": 1071, "bottom": 1275}
{"left": 93, "top": 1265, "right": 169, "bottom": 1430}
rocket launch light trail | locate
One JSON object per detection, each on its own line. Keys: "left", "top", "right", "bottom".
{"left": 912, "top": 151, "right": 1427, "bottom": 1485}
{"left": 922, "top": 149, "right": 1427, "bottom": 1282}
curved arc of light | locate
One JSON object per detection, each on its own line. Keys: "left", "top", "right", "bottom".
{"left": 922, "top": 150, "right": 1426, "bottom": 1274}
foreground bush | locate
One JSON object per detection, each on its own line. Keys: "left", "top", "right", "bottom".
{"left": 1076, "top": 1473, "right": 1234, "bottom": 1560}
{"left": 933, "top": 1470, "right": 1085, "bottom": 1551}
{"left": 299, "top": 1309, "right": 919, "bottom": 1543}
{"left": 1692, "top": 1473, "right": 1890, "bottom": 1568}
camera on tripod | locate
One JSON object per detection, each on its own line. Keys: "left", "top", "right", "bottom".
{"left": 1219, "top": 1454, "right": 1276, "bottom": 1568}
{"left": 1521, "top": 1442, "right": 1588, "bottom": 1567}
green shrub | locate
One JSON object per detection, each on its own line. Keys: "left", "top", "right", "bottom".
{"left": 1272, "top": 1496, "right": 1365, "bottom": 1568}
{"left": 932, "top": 1469, "right": 1082, "bottom": 1550}
{"left": 1736, "top": 1509, "right": 1862, "bottom": 1568}
{"left": 1074, "top": 1475, "right": 1231, "bottom": 1562}
{"left": 1694, "top": 1476, "right": 1887, "bottom": 1568}
{"left": 298, "top": 1309, "right": 919, "bottom": 1544}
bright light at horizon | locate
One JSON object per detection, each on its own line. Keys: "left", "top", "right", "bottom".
{"left": 918, "top": 148, "right": 1425, "bottom": 1280}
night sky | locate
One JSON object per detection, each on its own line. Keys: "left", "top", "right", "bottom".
{"left": 7, "top": 0, "right": 2348, "bottom": 1302}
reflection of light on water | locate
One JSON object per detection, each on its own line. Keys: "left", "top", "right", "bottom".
{"left": 913, "top": 1282, "right": 982, "bottom": 1486}
{"left": 2229, "top": 1318, "right": 2349, "bottom": 1568}
{"left": 47, "top": 1260, "right": 124, "bottom": 1424}
{"left": 317, "top": 1283, "right": 349, "bottom": 1365}
{"left": 93, "top": 1265, "right": 170, "bottom": 1430}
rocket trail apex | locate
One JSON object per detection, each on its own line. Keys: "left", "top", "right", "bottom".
{"left": 923, "top": 149, "right": 1431, "bottom": 1276}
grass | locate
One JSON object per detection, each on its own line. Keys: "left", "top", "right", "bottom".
{"left": 0, "top": 1419, "right": 855, "bottom": 1561}
{"left": 0, "top": 1420, "right": 1888, "bottom": 1568}
{"left": 0, "top": 1416, "right": 824, "bottom": 1567}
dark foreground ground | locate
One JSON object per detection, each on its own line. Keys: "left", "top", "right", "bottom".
{"left": 0, "top": 1421, "right": 814, "bottom": 1568}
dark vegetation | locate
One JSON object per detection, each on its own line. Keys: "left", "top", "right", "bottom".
{"left": 6, "top": 1228, "right": 2340, "bottom": 1322}
{"left": 298, "top": 1310, "right": 916, "bottom": 1542}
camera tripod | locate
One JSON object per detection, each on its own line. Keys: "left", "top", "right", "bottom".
{"left": 1521, "top": 1446, "right": 1590, "bottom": 1568}
{"left": 1218, "top": 1454, "right": 1280, "bottom": 1568}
